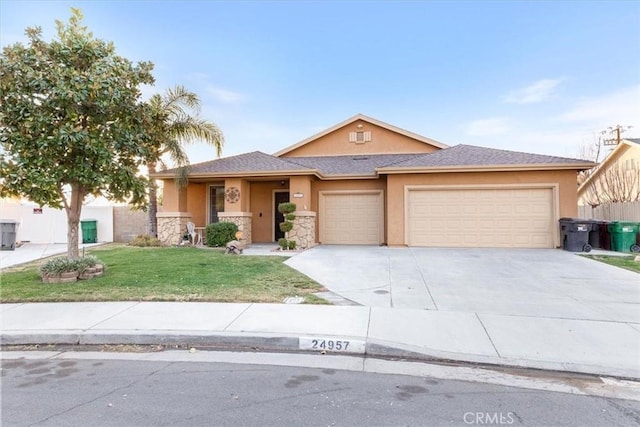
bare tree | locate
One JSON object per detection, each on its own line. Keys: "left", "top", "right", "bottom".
{"left": 582, "top": 161, "right": 640, "bottom": 206}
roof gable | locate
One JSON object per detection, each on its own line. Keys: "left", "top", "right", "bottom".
{"left": 578, "top": 138, "right": 640, "bottom": 193}
{"left": 274, "top": 114, "right": 447, "bottom": 157}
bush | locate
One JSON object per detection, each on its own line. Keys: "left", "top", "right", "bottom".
{"left": 278, "top": 238, "right": 288, "bottom": 250}
{"left": 285, "top": 213, "right": 296, "bottom": 221}
{"left": 279, "top": 221, "right": 294, "bottom": 233}
{"left": 39, "top": 257, "right": 80, "bottom": 276}
{"left": 288, "top": 240, "right": 297, "bottom": 250}
{"left": 130, "top": 234, "right": 163, "bottom": 247}
{"left": 206, "top": 222, "right": 238, "bottom": 247}
{"left": 278, "top": 202, "right": 297, "bottom": 214}
{"left": 39, "top": 255, "right": 103, "bottom": 276}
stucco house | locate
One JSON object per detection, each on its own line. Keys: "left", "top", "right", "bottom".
{"left": 153, "top": 114, "right": 593, "bottom": 249}
{"left": 577, "top": 138, "right": 640, "bottom": 206}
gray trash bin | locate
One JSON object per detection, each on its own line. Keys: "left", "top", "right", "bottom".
{"left": 1, "top": 220, "right": 19, "bottom": 251}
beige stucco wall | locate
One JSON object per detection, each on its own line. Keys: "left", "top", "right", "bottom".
{"left": 162, "top": 180, "right": 179, "bottom": 211}
{"left": 282, "top": 119, "right": 440, "bottom": 157}
{"left": 187, "top": 183, "right": 207, "bottom": 227}
{"left": 250, "top": 181, "right": 288, "bottom": 242}
{"left": 386, "top": 170, "right": 579, "bottom": 246}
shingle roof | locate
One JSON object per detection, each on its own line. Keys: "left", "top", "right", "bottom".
{"left": 380, "top": 144, "right": 592, "bottom": 169}
{"left": 284, "top": 154, "right": 422, "bottom": 176}
{"left": 626, "top": 138, "right": 640, "bottom": 145}
{"left": 156, "top": 144, "right": 593, "bottom": 179}
{"left": 185, "top": 151, "right": 314, "bottom": 175}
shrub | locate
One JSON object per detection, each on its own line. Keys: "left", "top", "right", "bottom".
{"left": 130, "top": 234, "right": 163, "bottom": 247}
{"left": 40, "top": 255, "right": 104, "bottom": 276}
{"left": 278, "top": 238, "right": 288, "bottom": 250}
{"left": 285, "top": 213, "right": 296, "bottom": 221}
{"left": 288, "top": 240, "right": 297, "bottom": 250}
{"left": 39, "top": 257, "right": 80, "bottom": 276}
{"left": 278, "top": 202, "right": 297, "bottom": 214}
{"left": 206, "top": 222, "right": 238, "bottom": 247}
{"left": 279, "top": 221, "right": 294, "bottom": 233}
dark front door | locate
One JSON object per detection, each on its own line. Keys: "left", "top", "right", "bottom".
{"left": 274, "top": 191, "right": 290, "bottom": 241}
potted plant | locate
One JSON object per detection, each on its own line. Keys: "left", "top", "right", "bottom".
{"left": 40, "top": 255, "right": 105, "bottom": 283}
{"left": 40, "top": 258, "right": 80, "bottom": 283}
{"left": 77, "top": 255, "right": 105, "bottom": 280}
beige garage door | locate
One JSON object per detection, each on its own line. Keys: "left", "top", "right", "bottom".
{"left": 407, "top": 188, "right": 554, "bottom": 248}
{"left": 320, "top": 191, "right": 383, "bottom": 245}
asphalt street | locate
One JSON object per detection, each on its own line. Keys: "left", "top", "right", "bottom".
{"left": 2, "top": 355, "right": 639, "bottom": 427}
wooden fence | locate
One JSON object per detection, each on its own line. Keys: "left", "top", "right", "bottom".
{"left": 578, "top": 202, "right": 640, "bottom": 221}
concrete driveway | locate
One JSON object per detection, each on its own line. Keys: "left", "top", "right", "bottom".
{"left": 285, "top": 246, "right": 640, "bottom": 323}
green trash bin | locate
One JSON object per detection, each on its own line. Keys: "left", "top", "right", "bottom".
{"left": 607, "top": 221, "right": 640, "bottom": 253}
{"left": 80, "top": 219, "right": 97, "bottom": 244}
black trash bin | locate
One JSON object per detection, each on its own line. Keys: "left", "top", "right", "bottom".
{"left": 559, "top": 218, "right": 592, "bottom": 252}
{"left": 1, "top": 220, "right": 19, "bottom": 251}
{"left": 588, "top": 220, "right": 611, "bottom": 250}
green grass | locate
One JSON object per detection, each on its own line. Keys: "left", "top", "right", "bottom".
{"left": 0, "top": 245, "right": 327, "bottom": 304}
{"left": 582, "top": 255, "right": 640, "bottom": 274}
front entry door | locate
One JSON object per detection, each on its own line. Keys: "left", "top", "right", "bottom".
{"left": 274, "top": 191, "right": 290, "bottom": 241}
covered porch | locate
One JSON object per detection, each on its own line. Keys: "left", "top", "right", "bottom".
{"left": 156, "top": 175, "right": 317, "bottom": 249}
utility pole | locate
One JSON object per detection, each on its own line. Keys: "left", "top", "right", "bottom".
{"left": 602, "top": 125, "right": 632, "bottom": 146}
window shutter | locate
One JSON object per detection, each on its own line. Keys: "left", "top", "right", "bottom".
{"left": 364, "top": 131, "right": 372, "bottom": 142}
{"left": 349, "top": 132, "right": 357, "bottom": 142}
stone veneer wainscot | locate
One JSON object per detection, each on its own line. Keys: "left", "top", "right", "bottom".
{"left": 157, "top": 212, "right": 192, "bottom": 245}
{"left": 218, "top": 212, "right": 253, "bottom": 244}
{"left": 288, "top": 211, "right": 317, "bottom": 249}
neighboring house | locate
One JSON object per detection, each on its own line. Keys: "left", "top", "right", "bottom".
{"left": 577, "top": 138, "right": 640, "bottom": 206}
{"left": 152, "top": 114, "right": 593, "bottom": 249}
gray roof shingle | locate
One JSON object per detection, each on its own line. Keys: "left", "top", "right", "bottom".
{"left": 185, "top": 151, "right": 314, "bottom": 174}
{"left": 626, "top": 138, "right": 640, "bottom": 145}
{"left": 380, "top": 145, "right": 592, "bottom": 169}
{"left": 159, "top": 145, "right": 592, "bottom": 178}
{"left": 284, "top": 154, "right": 422, "bottom": 176}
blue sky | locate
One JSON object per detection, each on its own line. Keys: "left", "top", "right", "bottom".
{"left": 2, "top": 0, "right": 639, "bottom": 163}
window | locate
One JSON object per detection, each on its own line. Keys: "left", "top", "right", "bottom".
{"left": 209, "top": 185, "right": 225, "bottom": 223}
{"left": 349, "top": 131, "right": 372, "bottom": 144}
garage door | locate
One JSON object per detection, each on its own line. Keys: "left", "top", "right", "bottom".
{"left": 320, "top": 191, "right": 383, "bottom": 244}
{"left": 407, "top": 188, "right": 554, "bottom": 248}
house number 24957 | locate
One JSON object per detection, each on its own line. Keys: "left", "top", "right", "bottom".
{"left": 311, "top": 339, "right": 349, "bottom": 351}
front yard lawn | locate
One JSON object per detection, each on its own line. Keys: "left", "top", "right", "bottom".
{"left": 582, "top": 255, "right": 640, "bottom": 274}
{"left": 0, "top": 245, "right": 326, "bottom": 304}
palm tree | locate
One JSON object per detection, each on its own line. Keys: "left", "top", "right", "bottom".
{"left": 146, "top": 85, "right": 224, "bottom": 236}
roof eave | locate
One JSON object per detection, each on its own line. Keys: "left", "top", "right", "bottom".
{"left": 377, "top": 163, "right": 596, "bottom": 174}
{"left": 154, "top": 169, "right": 321, "bottom": 180}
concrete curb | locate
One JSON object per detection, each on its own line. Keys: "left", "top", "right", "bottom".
{"left": 3, "top": 331, "right": 639, "bottom": 381}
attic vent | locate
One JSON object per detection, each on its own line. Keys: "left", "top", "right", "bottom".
{"left": 349, "top": 131, "right": 372, "bottom": 144}
{"left": 352, "top": 156, "right": 369, "bottom": 160}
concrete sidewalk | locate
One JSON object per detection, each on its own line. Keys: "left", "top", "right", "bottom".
{"left": 2, "top": 301, "right": 639, "bottom": 379}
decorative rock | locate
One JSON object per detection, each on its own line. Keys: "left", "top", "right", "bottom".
{"left": 225, "top": 240, "right": 245, "bottom": 255}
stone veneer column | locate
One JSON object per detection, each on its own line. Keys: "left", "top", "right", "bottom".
{"left": 218, "top": 212, "right": 252, "bottom": 244}
{"left": 157, "top": 212, "right": 192, "bottom": 245}
{"left": 288, "top": 211, "right": 317, "bottom": 249}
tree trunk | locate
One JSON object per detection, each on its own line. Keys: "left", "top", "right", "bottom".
{"left": 148, "top": 162, "right": 158, "bottom": 237}
{"left": 66, "top": 183, "right": 85, "bottom": 259}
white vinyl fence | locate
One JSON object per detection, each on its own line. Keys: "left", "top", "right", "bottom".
{"left": 578, "top": 202, "right": 640, "bottom": 221}
{"left": 1, "top": 202, "right": 114, "bottom": 244}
